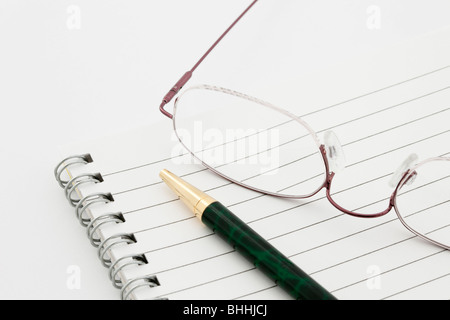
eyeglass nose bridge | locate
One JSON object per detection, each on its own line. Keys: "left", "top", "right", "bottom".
{"left": 322, "top": 171, "right": 393, "bottom": 218}
{"left": 323, "top": 171, "right": 395, "bottom": 218}
{"left": 320, "top": 146, "right": 395, "bottom": 219}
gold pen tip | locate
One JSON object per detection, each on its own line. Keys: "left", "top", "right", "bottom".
{"left": 159, "top": 169, "right": 216, "bottom": 219}
{"left": 159, "top": 169, "right": 181, "bottom": 196}
{"left": 159, "top": 169, "right": 171, "bottom": 181}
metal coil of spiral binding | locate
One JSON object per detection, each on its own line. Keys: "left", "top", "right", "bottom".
{"left": 55, "top": 154, "right": 160, "bottom": 299}
{"left": 75, "top": 192, "right": 114, "bottom": 227}
{"left": 87, "top": 212, "right": 125, "bottom": 247}
{"left": 109, "top": 254, "right": 148, "bottom": 289}
{"left": 64, "top": 173, "right": 104, "bottom": 207}
{"left": 121, "top": 275, "right": 162, "bottom": 300}
{"left": 54, "top": 154, "right": 93, "bottom": 188}
{"left": 97, "top": 233, "right": 137, "bottom": 267}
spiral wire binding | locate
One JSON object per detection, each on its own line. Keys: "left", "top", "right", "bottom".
{"left": 64, "top": 173, "right": 104, "bottom": 207}
{"left": 121, "top": 275, "right": 161, "bottom": 300}
{"left": 55, "top": 154, "right": 159, "bottom": 299}
{"left": 75, "top": 192, "right": 114, "bottom": 227}
{"left": 54, "top": 154, "right": 93, "bottom": 188}
{"left": 109, "top": 254, "right": 148, "bottom": 289}
{"left": 97, "top": 233, "right": 137, "bottom": 267}
{"left": 87, "top": 212, "right": 125, "bottom": 247}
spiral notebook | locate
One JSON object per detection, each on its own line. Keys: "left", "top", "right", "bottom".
{"left": 55, "top": 27, "right": 450, "bottom": 300}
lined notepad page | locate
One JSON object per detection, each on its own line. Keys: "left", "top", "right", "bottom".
{"left": 60, "top": 27, "right": 450, "bottom": 300}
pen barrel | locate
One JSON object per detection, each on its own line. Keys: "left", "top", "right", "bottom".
{"left": 202, "top": 202, "right": 336, "bottom": 300}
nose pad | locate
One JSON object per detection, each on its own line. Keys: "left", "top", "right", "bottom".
{"left": 405, "top": 171, "right": 418, "bottom": 186}
{"left": 324, "top": 131, "right": 346, "bottom": 173}
{"left": 388, "top": 153, "right": 418, "bottom": 188}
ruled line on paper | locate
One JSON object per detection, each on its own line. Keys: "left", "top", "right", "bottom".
{"left": 381, "top": 271, "right": 450, "bottom": 300}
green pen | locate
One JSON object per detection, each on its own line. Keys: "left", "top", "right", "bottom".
{"left": 159, "top": 169, "right": 337, "bottom": 300}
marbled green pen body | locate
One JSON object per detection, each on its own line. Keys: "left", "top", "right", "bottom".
{"left": 202, "top": 202, "right": 335, "bottom": 300}
{"left": 159, "top": 169, "right": 336, "bottom": 300}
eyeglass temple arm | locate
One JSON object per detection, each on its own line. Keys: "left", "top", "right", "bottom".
{"left": 159, "top": 0, "right": 259, "bottom": 119}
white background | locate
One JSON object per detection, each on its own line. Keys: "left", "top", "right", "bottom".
{"left": 0, "top": 0, "right": 449, "bottom": 300}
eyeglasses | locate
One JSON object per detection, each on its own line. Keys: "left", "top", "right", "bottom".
{"left": 158, "top": 1, "right": 450, "bottom": 250}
